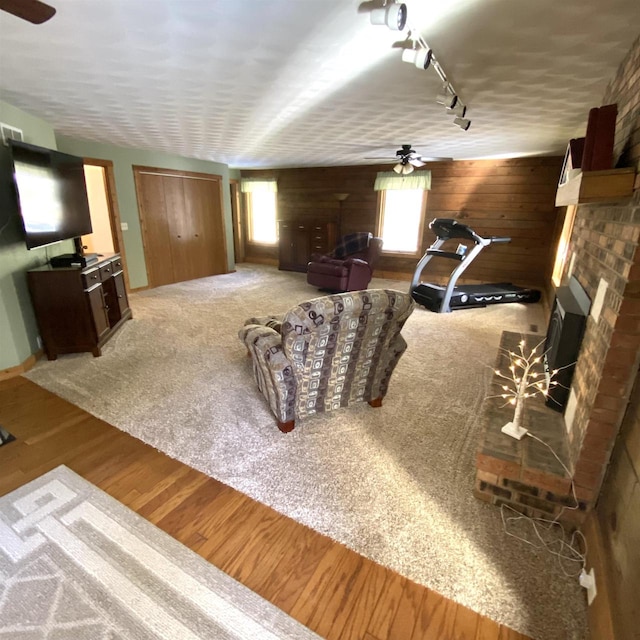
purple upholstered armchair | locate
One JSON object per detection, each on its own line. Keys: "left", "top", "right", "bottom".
{"left": 306, "top": 232, "right": 383, "bottom": 292}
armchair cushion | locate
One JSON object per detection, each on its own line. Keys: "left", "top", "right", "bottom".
{"left": 239, "top": 289, "right": 414, "bottom": 431}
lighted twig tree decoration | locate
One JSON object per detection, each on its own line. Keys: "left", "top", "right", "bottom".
{"left": 492, "top": 337, "right": 559, "bottom": 439}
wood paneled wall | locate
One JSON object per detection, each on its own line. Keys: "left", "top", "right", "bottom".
{"left": 241, "top": 157, "right": 563, "bottom": 287}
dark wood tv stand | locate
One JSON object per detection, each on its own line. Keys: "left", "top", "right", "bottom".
{"left": 28, "top": 253, "right": 132, "bottom": 360}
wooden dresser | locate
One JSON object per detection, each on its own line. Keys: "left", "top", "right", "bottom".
{"left": 278, "top": 219, "right": 337, "bottom": 272}
{"left": 28, "top": 253, "right": 132, "bottom": 360}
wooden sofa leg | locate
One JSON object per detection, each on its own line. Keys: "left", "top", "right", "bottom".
{"left": 368, "top": 397, "right": 383, "bottom": 408}
{"left": 277, "top": 420, "right": 295, "bottom": 433}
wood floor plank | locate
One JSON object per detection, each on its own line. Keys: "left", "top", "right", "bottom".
{"left": 260, "top": 523, "right": 334, "bottom": 610}
{"left": 305, "top": 549, "right": 371, "bottom": 638}
{"left": 475, "top": 616, "right": 501, "bottom": 639}
{"left": 288, "top": 544, "right": 351, "bottom": 624}
{"left": 387, "top": 578, "right": 424, "bottom": 639}
{"left": 0, "top": 376, "right": 536, "bottom": 640}
{"left": 413, "top": 588, "right": 457, "bottom": 640}
{"left": 366, "top": 571, "right": 407, "bottom": 639}
{"left": 452, "top": 604, "right": 480, "bottom": 640}
{"left": 498, "top": 626, "right": 531, "bottom": 639}
{"left": 338, "top": 563, "right": 390, "bottom": 640}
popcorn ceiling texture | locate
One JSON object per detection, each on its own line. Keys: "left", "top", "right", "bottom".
{"left": 0, "top": 1, "right": 638, "bottom": 167}
{"left": 26, "top": 265, "right": 587, "bottom": 640}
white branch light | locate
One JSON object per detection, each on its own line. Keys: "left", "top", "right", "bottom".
{"left": 490, "top": 339, "right": 559, "bottom": 439}
{"left": 365, "top": 3, "right": 472, "bottom": 131}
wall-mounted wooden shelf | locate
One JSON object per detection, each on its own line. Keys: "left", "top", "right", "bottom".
{"left": 555, "top": 167, "right": 636, "bottom": 206}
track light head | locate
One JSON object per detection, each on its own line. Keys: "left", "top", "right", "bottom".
{"left": 401, "top": 46, "right": 432, "bottom": 70}
{"left": 448, "top": 102, "right": 466, "bottom": 118}
{"left": 370, "top": 2, "right": 407, "bottom": 30}
{"left": 436, "top": 91, "right": 457, "bottom": 109}
{"left": 453, "top": 117, "right": 471, "bottom": 131}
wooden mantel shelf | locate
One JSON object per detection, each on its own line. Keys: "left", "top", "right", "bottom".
{"left": 555, "top": 167, "right": 636, "bottom": 206}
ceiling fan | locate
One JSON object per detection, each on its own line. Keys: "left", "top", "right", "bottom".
{"left": 365, "top": 144, "right": 451, "bottom": 174}
{"left": 0, "top": 0, "right": 56, "bottom": 24}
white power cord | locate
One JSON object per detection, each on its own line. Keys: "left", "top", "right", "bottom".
{"left": 500, "top": 431, "right": 587, "bottom": 579}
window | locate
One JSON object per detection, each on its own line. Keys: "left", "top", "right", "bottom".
{"left": 378, "top": 189, "right": 426, "bottom": 254}
{"left": 241, "top": 179, "right": 277, "bottom": 244}
{"left": 552, "top": 205, "right": 577, "bottom": 287}
{"left": 374, "top": 172, "right": 430, "bottom": 255}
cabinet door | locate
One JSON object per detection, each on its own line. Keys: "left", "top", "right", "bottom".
{"left": 293, "top": 223, "right": 311, "bottom": 269}
{"left": 86, "top": 285, "right": 110, "bottom": 341}
{"left": 112, "top": 271, "right": 130, "bottom": 317}
{"left": 278, "top": 222, "right": 295, "bottom": 269}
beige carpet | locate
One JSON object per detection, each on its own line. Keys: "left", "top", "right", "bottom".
{"left": 0, "top": 465, "right": 322, "bottom": 639}
{"left": 25, "top": 264, "right": 588, "bottom": 640}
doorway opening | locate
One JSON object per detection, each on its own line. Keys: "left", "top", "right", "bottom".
{"left": 81, "top": 158, "right": 130, "bottom": 291}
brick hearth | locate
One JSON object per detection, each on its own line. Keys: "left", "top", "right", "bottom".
{"left": 475, "top": 332, "right": 589, "bottom": 525}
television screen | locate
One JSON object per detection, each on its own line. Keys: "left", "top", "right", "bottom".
{"left": 9, "top": 140, "right": 92, "bottom": 250}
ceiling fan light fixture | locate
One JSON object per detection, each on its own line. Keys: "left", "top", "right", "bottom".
{"left": 369, "top": 2, "right": 407, "bottom": 30}
{"left": 454, "top": 117, "right": 471, "bottom": 131}
{"left": 401, "top": 47, "right": 432, "bottom": 70}
{"left": 393, "top": 162, "right": 414, "bottom": 175}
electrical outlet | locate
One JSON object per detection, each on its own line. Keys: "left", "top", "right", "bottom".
{"left": 120, "top": 222, "right": 129, "bottom": 231}
{"left": 579, "top": 567, "right": 597, "bottom": 605}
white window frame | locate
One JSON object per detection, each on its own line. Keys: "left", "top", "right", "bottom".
{"left": 376, "top": 188, "right": 428, "bottom": 257}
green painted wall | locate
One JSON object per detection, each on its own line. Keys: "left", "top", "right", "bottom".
{"left": 0, "top": 100, "right": 235, "bottom": 370}
{"left": 0, "top": 100, "right": 75, "bottom": 370}
{"left": 56, "top": 135, "right": 235, "bottom": 289}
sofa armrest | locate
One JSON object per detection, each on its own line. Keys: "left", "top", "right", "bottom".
{"left": 343, "top": 257, "right": 369, "bottom": 268}
{"left": 238, "top": 325, "right": 296, "bottom": 423}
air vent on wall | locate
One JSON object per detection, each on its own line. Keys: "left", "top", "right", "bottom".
{"left": 1, "top": 123, "right": 24, "bottom": 146}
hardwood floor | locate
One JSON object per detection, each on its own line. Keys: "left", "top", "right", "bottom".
{"left": 0, "top": 376, "right": 532, "bottom": 640}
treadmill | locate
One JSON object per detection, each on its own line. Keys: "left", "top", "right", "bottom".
{"left": 410, "top": 218, "right": 541, "bottom": 313}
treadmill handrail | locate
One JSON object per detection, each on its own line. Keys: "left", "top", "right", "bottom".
{"left": 438, "top": 242, "right": 486, "bottom": 312}
{"left": 490, "top": 236, "right": 511, "bottom": 244}
{"left": 426, "top": 249, "right": 464, "bottom": 261}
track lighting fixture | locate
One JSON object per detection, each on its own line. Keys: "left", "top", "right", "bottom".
{"left": 361, "top": 5, "right": 474, "bottom": 126}
{"left": 453, "top": 117, "right": 471, "bottom": 131}
{"left": 369, "top": 2, "right": 407, "bottom": 31}
{"left": 401, "top": 46, "right": 432, "bottom": 70}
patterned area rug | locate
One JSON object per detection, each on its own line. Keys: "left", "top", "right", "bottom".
{"left": 0, "top": 466, "right": 320, "bottom": 639}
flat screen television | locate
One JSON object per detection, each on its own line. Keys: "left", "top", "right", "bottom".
{"left": 8, "top": 140, "right": 92, "bottom": 250}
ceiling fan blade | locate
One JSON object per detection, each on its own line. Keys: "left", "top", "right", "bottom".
{"left": 0, "top": 0, "right": 56, "bottom": 24}
{"left": 364, "top": 157, "right": 397, "bottom": 160}
{"left": 409, "top": 158, "right": 425, "bottom": 168}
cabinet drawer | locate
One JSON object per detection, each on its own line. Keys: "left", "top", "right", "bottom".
{"left": 110, "top": 257, "right": 124, "bottom": 271}
{"left": 99, "top": 263, "right": 115, "bottom": 281}
{"left": 82, "top": 268, "right": 101, "bottom": 289}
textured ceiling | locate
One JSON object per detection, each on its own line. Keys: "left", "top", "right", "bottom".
{"left": 0, "top": 0, "right": 638, "bottom": 168}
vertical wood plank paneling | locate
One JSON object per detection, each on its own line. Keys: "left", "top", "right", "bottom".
{"left": 241, "top": 157, "right": 562, "bottom": 287}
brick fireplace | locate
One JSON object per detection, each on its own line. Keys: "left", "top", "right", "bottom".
{"left": 476, "top": 35, "right": 640, "bottom": 522}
